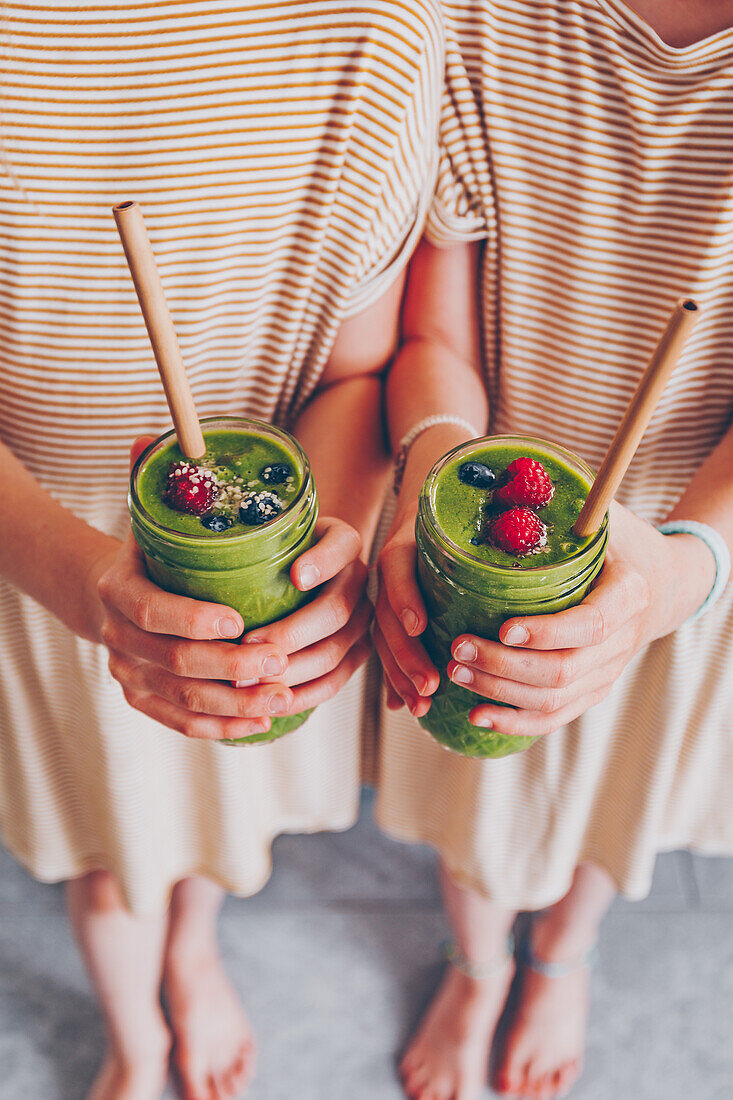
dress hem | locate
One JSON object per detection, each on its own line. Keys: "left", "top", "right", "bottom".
{"left": 374, "top": 813, "right": 733, "bottom": 910}
{"left": 2, "top": 808, "right": 360, "bottom": 917}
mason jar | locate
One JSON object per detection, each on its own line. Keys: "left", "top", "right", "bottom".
{"left": 415, "top": 436, "right": 609, "bottom": 758}
{"left": 129, "top": 416, "right": 318, "bottom": 745}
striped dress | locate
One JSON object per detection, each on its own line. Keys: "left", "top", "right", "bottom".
{"left": 0, "top": 0, "right": 442, "bottom": 914}
{"left": 377, "top": 0, "right": 733, "bottom": 906}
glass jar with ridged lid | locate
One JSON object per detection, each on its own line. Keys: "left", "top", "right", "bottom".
{"left": 415, "top": 435, "right": 609, "bottom": 758}
{"left": 129, "top": 416, "right": 318, "bottom": 745}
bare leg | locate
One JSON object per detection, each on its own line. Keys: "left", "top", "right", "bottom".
{"left": 66, "top": 870, "right": 172, "bottom": 1100}
{"left": 495, "top": 863, "right": 616, "bottom": 1100}
{"left": 163, "top": 877, "right": 255, "bottom": 1100}
{"left": 400, "top": 861, "right": 517, "bottom": 1100}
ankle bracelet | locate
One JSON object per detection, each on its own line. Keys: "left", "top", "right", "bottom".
{"left": 441, "top": 933, "right": 515, "bottom": 980}
{"left": 519, "top": 937, "right": 599, "bottom": 979}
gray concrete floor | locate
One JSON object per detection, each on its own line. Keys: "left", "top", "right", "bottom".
{"left": 1, "top": 791, "right": 732, "bottom": 1100}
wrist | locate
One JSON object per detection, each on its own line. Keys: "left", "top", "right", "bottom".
{"left": 399, "top": 421, "right": 481, "bottom": 502}
{"left": 79, "top": 539, "right": 122, "bottom": 644}
{"left": 656, "top": 530, "right": 719, "bottom": 635}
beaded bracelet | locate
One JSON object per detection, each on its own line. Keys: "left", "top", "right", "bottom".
{"left": 657, "top": 520, "right": 731, "bottom": 622}
{"left": 393, "top": 414, "right": 483, "bottom": 494}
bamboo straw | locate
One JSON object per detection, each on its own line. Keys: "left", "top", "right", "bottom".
{"left": 573, "top": 298, "right": 700, "bottom": 537}
{"left": 113, "top": 201, "right": 206, "bottom": 459}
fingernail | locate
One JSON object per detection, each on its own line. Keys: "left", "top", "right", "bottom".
{"left": 454, "top": 640, "right": 477, "bottom": 662}
{"left": 218, "top": 618, "right": 242, "bottom": 639}
{"left": 503, "top": 625, "right": 529, "bottom": 646}
{"left": 262, "top": 655, "right": 286, "bottom": 677}
{"left": 472, "top": 714, "right": 494, "bottom": 728}
{"left": 401, "top": 609, "right": 419, "bottom": 635}
{"left": 267, "top": 694, "right": 288, "bottom": 715}
{"left": 414, "top": 675, "right": 429, "bottom": 696}
{"left": 298, "top": 564, "right": 320, "bottom": 589}
{"left": 235, "top": 678, "right": 258, "bottom": 688}
{"left": 451, "top": 664, "right": 473, "bottom": 686}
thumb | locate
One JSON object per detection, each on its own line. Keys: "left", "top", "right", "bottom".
{"left": 129, "top": 435, "right": 157, "bottom": 473}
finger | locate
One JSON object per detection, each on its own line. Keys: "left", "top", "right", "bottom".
{"left": 497, "top": 561, "right": 648, "bottom": 652}
{"left": 101, "top": 611, "right": 288, "bottom": 682}
{"left": 375, "top": 586, "right": 439, "bottom": 696}
{"left": 290, "top": 517, "right": 362, "bottom": 591}
{"left": 116, "top": 680, "right": 273, "bottom": 741}
{"left": 372, "top": 623, "right": 431, "bottom": 718}
{"left": 451, "top": 623, "right": 635, "bottom": 690}
{"left": 448, "top": 657, "right": 617, "bottom": 713}
{"left": 280, "top": 597, "right": 373, "bottom": 687}
{"left": 468, "top": 685, "right": 611, "bottom": 738}
{"left": 385, "top": 680, "right": 404, "bottom": 710}
{"left": 378, "top": 532, "right": 428, "bottom": 637}
{"left": 245, "top": 560, "right": 367, "bottom": 653}
{"left": 108, "top": 652, "right": 293, "bottom": 719}
{"left": 98, "top": 537, "right": 245, "bottom": 640}
{"left": 129, "top": 434, "right": 157, "bottom": 471}
{"left": 286, "top": 634, "right": 372, "bottom": 712}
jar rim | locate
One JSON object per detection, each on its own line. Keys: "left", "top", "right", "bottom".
{"left": 419, "top": 434, "right": 608, "bottom": 577}
{"left": 129, "top": 416, "right": 313, "bottom": 546}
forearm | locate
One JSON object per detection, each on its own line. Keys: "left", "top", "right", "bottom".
{"left": 664, "top": 425, "right": 733, "bottom": 554}
{"left": 0, "top": 440, "right": 119, "bottom": 640}
{"left": 388, "top": 340, "right": 488, "bottom": 521}
{"left": 387, "top": 238, "right": 488, "bottom": 523}
{"left": 292, "top": 375, "right": 390, "bottom": 552}
{"left": 652, "top": 424, "right": 733, "bottom": 627}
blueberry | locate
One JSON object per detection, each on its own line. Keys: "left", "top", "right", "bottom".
{"left": 261, "top": 463, "right": 292, "bottom": 484}
{"left": 458, "top": 462, "right": 495, "bottom": 488}
{"left": 201, "top": 513, "right": 233, "bottom": 532}
{"left": 239, "top": 491, "right": 283, "bottom": 526}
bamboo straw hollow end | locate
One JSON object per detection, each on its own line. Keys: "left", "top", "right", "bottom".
{"left": 682, "top": 299, "right": 698, "bottom": 312}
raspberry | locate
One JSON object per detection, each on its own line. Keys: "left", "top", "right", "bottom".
{"left": 490, "top": 507, "right": 547, "bottom": 555}
{"left": 164, "top": 462, "right": 218, "bottom": 516}
{"left": 496, "top": 457, "right": 555, "bottom": 509}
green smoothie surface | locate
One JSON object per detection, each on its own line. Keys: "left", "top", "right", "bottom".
{"left": 433, "top": 441, "right": 593, "bottom": 568}
{"left": 137, "top": 428, "right": 303, "bottom": 537}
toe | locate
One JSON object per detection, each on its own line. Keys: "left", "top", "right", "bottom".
{"left": 551, "top": 1070, "right": 564, "bottom": 1097}
{"left": 400, "top": 1048, "right": 421, "bottom": 1079}
{"left": 556, "top": 1060, "right": 580, "bottom": 1097}
{"left": 405, "top": 1065, "right": 431, "bottom": 1099}
{"left": 492, "top": 1066, "right": 513, "bottom": 1096}
{"left": 230, "top": 1046, "right": 253, "bottom": 1092}
{"left": 535, "top": 1072, "right": 556, "bottom": 1100}
{"left": 517, "top": 1060, "right": 536, "bottom": 1099}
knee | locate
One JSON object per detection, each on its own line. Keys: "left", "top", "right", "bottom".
{"left": 77, "top": 868, "right": 126, "bottom": 913}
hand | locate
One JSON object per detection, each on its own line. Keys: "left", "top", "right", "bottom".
{"left": 241, "top": 516, "right": 372, "bottom": 712}
{"left": 447, "top": 502, "right": 716, "bottom": 738}
{"left": 98, "top": 535, "right": 294, "bottom": 740}
{"left": 97, "top": 436, "right": 293, "bottom": 741}
{"left": 373, "top": 504, "right": 440, "bottom": 717}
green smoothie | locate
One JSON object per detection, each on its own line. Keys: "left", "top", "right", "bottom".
{"left": 416, "top": 435, "right": 608, "bottom": 758}
{"left": 129, "top": 416, "right": 318, "bottom": 745}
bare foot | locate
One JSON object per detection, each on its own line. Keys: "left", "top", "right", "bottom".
{"left": 494, "top": 964, "right": 590, "bottom": 1099}
{"left": 165, "top": 949, "right": 255, "bottom": 1100}
{"left": 400, "top": 957, "right": 515, "bottom": 1100}
{"left": 87, "top": 1018, "right": 171, "bottom": 1100}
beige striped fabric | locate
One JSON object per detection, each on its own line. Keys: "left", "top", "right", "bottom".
{"left": 377, "top": 0, "right": 733, "bottom": 905}
{"left": 0, "top": 0, "right": 443, "bottom": 914}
